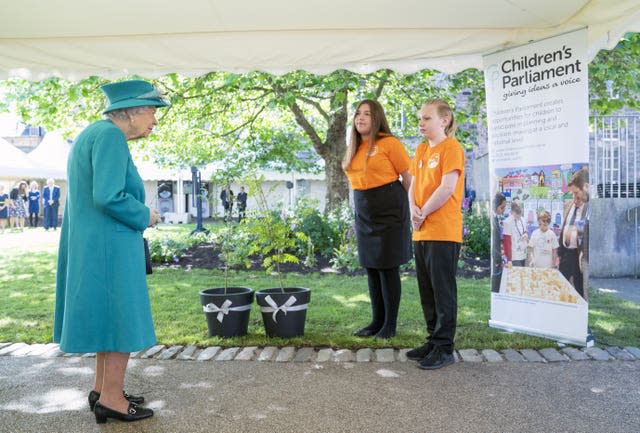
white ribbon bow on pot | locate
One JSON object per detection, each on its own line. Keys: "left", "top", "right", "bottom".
{"left": 260, "top": 295, "right": 308, "bottom": 323}
{"left": 203, "top": 299, "right": 252, "bottom": 323}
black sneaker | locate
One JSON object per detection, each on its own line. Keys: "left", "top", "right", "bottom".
{"left": 418, "top": 348, "right": 455, "bottom": 370}
{"left": 406, "top": 342, "right": 434, "bottom": 361}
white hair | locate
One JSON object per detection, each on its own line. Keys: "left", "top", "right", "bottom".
{"left": 105, "top": 106, "right": 153, "bottom": 121}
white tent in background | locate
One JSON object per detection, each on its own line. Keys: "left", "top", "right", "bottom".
{"left": 28, "top": 131, "right": 71, "bottom": 175}
{"left": 0, "top": 137, "right": 65, "bottom": 180}
{"left": 0, "top": 136, "right": 35, "bottom": 178}
{"left": 1, "top": 1, "right": 639, "bottom": 80}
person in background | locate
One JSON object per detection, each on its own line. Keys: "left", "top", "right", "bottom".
{"left": 0, "top": 185, "right": 8, "bottom": 233}
{"left": 54, "top": 79, "right": 166, "bottom": 424}
{"left": 528, "top": 210, "right": 559, "bottom": 269}
{"left": 502, "top": 200, "right": 528, "bottom": 267}
{"left": 220, "top": 184, "right": 234, "bottom": 222}
{"left": 343, "top": 99, "right": 412, "bottom": 340}
{"left": 236, "top": 186, "right": 247, "bottom": 222}
{"left": 42, "top": 178, "right": 61, "bottom": 230}
{"left": 28, "top": 180, "right": 41, "bottom": 228}
{"left": 491, "top": 192, "right": 507, "bottom": 292}
{"left": 406, "top": 99, "right": 464, "bottom": 370}
{"left": 9, "top": 180, "right": 28, "bottom": 231}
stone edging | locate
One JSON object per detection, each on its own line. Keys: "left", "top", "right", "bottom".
{"left": 1, "top": 342, "right": 639, "bottom": 363}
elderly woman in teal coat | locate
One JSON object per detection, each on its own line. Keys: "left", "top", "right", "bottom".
{"left": 54, "top": 80, "right": 166, "bottom": 424}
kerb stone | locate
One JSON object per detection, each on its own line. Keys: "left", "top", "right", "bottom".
{"left": 176, "top": 345, "right": 199, "bottom": 360}
{"left": 520, "top": 349, "right": 546, "bottom": 362}
{"left": 196, "top": 346, "right": 221, "bottom": 361}
{"left": 316, "top": 348, "right": 334, "bottom": 362}
{"left": 605, "top": 346, "right": 636, "bottom": 361}
{"left": 333, "top": 349, "right": 355, "bottom": 362}
{"left": 293, "top": 347, "right": 316, "bottom": 362}
{"left": 560, "top": 347, "right": 590, "bottom": 361}
{"left": 140, "top": 345, "right": 165, "bottom": 359}
{"left": 481, "top": 349, "right": 504, "bottom": 363}
{"left": 275, "top": 347, "right": 296, "bottom": 362}
{"left": 375, "top": 349, "right": 395, "bottom": 362}
{"left": 257, "top": 347, "right": 278, "bottom": 362}
{"left": 356, "top": 348, "right": 373, "bottom": 362}
{"left": 156, "top": 345, "right": 183, "bottom": 360}
{"left": 584, "top": 347, "right": 614, "bottom": 361}
{"left": 235, "top": 346, "right": 258, "bottom": 361}
{"left": 458, "top": 349, "right": 483, "bottom": 362}
{"left": 539, "top": 348, "right": 569, "bottom": 362}
{"left": 623, "top": 346, "right": 640, "bottom": 359}
{"left": 216, "top": 347, "right": 239, "bottom": 361}
{"left": 502, "top": 349, "right": 526, "bottom": 362}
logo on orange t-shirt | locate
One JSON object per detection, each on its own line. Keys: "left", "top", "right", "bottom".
{"left": 428, "top": 153, "right": 440, "bottom": 169}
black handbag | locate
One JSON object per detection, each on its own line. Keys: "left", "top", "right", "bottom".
{"left": 143, "top": 238, "right": 152, "bottom": 275}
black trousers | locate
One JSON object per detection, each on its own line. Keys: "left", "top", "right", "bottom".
{"left": 559, "top": 248, "right": 583, "bottom": 298}
{"left": 414, "top": 240, "right": 460, "bottom": 353}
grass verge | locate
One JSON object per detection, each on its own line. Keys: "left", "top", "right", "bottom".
{"left": 1, "top": 248, "right": 637, "bottom": 350}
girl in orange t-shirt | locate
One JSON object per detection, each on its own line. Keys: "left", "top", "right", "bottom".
{"left": 406, "top": 99, "right": 465, "bottom": 370}
{"left": 343, "top": 99, "right": 412, "bottom": 339}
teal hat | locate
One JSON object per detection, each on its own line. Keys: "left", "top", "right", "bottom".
{"left": 101, "top": 80, "right": 169, "bottom": 114}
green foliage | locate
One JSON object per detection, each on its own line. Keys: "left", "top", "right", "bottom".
{"left": 210, "top": 223, "right": 253, "bottom": 290}
{"left": 589, "top": 32, "right": 640, "bottom": 114}
{"left": 243, "top": 175, "right": 308, "bottom": 290}
{"left": 147, "top": 229, "right": 210, "bottom": 264}
{"left": 462, "top": 211, "right": 491, "bottom": 259}
{"left": 330, "top": 240, "right": 360, "bottom": 273}
{"left": 292, "top": 198, "right": 341, "bottom": 257}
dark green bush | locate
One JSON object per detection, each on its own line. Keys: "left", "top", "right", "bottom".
{"left": 462, "top": 212, "right": 490, "bottom": 258}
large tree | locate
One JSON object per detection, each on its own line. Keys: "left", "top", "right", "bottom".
{"left": 0, "top": 69, "right": 462, "bottom": 210}
{"left": 2, "top": 33, "right": 635, "bottom": 209}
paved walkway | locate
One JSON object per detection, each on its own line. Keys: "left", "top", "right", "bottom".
{"left": 1, "top": 344, "right": 639, "bottom": 433}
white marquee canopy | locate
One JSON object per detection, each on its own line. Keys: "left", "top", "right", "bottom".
{"left": 1, "top": 0, "right": 640, "bottom": 80}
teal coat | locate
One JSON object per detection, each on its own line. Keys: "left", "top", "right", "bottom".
{"left": 54, "top": 120, "right": 156, "bottom": 353}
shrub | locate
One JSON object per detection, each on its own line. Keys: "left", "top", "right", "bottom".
{"left": 148, "top": 231, "right": 210, "bottom": 264}
{"left": 292, "top": 198, "right": 340, "bottom": 258}
{"left": 462, "top": 211, "right": 490, "bottom": 258}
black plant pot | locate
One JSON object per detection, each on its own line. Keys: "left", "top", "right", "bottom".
{"left": 255, "top": 287, "right": 310, "bottom": 338}
{"left": 200, "top": 287, "right": 254, "bottom": 338}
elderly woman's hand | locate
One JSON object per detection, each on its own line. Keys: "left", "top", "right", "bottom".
{"left": 148, "top": 208, "right": 161, "bottom": 227}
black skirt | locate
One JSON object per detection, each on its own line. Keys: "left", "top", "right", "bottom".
{"left": 353, "top": 181, "right": 412, "bottom": 269}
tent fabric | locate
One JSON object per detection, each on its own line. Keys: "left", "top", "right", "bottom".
{"left": 1, "top": 0, "right": 639, "bottom": 80}
{"left": 27, "top": 131, "right": 71, "bottom": 172}
{"left": 0, "top": 136, "right": 66, "bottom": 179}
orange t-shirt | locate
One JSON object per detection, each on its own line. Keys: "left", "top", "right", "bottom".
{"left": 409, "top": 136, "right": 465, "bottom": 242}
{"left": 344, "top": 136, "right": 410, "bottom": 191}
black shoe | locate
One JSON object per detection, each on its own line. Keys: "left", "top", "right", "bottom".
{"left": 353, "top": 325, "right": 380, "bottom": 337}
{"left": 373, "top": 328, "right": 396, "bottom": 339}
{"left": 94, "top": 401, "right": 153, "bottom": 424}
{"left": 418, "top": 348, "right": 455, "bottom": 370}
{"left": 88, "top": 390, "right": 145, "bottom": 411}
{"left": 406, "top": 342, "right": 434, "bottom": 361}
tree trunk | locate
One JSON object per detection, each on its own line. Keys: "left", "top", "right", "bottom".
{"left": 322, "top": 119, "right": 349, "bottom": 213}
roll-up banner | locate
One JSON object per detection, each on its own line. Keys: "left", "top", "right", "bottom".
{"left": 483, "top": 29, "right": 590, "bottom": 346}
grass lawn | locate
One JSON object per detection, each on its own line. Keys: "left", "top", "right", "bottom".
{"left": 1, "top": 230, "right": 637, "bottom": 350}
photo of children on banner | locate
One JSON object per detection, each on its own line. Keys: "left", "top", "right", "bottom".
{"left": 527, "top": 210, "right": 559, "bottom": 269}
{"left": 502, "top": 200, "right": 528, "bottom": 267}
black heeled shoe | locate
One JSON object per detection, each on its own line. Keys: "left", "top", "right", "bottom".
{"left": 88, "top": 390, "right": 145, "bottom": 411}
{"left": 353, "top": 326, "right": 380, "bottom": 337}
{"left": 94, "top": 401, "right": 154, "bottom": 424}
